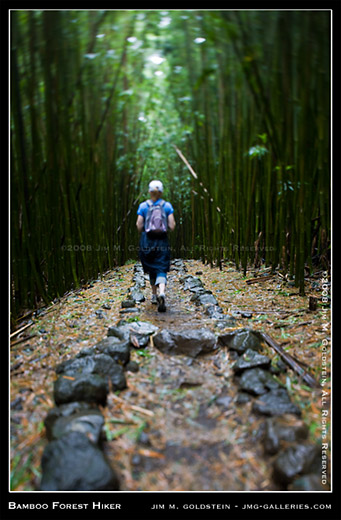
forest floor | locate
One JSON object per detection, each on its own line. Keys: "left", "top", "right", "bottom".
{"left": 10, "top": 260, "right": 331, "bottom": 491}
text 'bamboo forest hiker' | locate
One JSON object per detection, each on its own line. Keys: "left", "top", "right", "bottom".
{"left": 136, "top": 180, "right": 176, "bottom": 312}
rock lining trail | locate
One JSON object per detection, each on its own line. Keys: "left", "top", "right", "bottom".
{"left": 37, "top": 259, "right": 326, "bottom": 492}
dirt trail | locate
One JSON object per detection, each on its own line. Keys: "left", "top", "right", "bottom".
{"left": 103, "top": 263, "right": 275, "bottom": 491}
{"left": 10, "top": 259, "right": 329, "bottom": 491}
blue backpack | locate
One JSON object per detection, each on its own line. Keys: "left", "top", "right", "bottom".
{"left": 145, "top": 200, "right": 168, "bottom": 235}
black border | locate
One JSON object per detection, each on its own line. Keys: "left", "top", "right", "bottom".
{"left": 3, "top": 1, "right": 340, "bottom": 519}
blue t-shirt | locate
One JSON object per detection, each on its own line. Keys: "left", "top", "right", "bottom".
{"left": 137, "top": 199, "right": 174, "bottom": 226}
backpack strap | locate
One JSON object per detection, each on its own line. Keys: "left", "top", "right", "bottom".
{"left": 147, "top": 199, "right": 165, "bottom": 207}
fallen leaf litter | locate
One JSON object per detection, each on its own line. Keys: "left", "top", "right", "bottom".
{"left": 10, "top": 260, "right": 330, "bottom": 491}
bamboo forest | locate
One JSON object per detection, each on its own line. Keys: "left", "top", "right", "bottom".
{"left": 9, "top": 9, "right": 333, "bottom": 505}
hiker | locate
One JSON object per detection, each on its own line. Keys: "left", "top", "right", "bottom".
{"left": 136, "top": 180, "right": 176, "bottom": 312}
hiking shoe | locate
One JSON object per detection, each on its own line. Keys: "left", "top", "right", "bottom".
{"left": 151, "top": 294, "right": 157, "bottom": 305}
{"left": 157, "top": 294, "right": 166, "bottom": 312}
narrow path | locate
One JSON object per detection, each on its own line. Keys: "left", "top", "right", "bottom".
{"left": 103, "top": 262, "right": 276, "bottom": 491}
{"left": 10, "top": 259, "right": 328, "bottom": 491}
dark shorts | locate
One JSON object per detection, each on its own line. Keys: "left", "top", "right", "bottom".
{"left": 138, "top": 231, "right": 171, "bottom": 278}
{"left": 149, "top": 272, "right": 167, "bottom": 286}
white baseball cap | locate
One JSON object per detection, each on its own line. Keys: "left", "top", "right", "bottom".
{"left": 148, "top": 180, "right": 163, "bottom": 192}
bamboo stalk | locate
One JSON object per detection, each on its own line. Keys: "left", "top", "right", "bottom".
{"left": 10, "top": 322, "right": 33, "bottom": 339}
{"left": 256, "top": 331, "right": 319, "bottom": 388}
{"left": 10, "top": 335, "right": 37, "bottom": 348}
{"left": 245, "top": 275, "right": 275, "bottom": 285}
{"left": 111, "top": 394, "right": 154, "bottom": 417}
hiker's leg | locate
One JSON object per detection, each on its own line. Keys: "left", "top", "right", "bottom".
{"left": 155, "top": 273, "right": 167, "bottom": 312}
{"left": 155, "top": 273, "right": 167, "bottom": 296}
{"left": 149, "top": 274, "right": 157, "bottom": 294}
{"left": 149, "top": 274, "right": 157, "bottom": 304}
